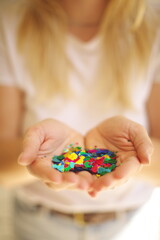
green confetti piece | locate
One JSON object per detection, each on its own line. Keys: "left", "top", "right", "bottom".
{"left": 84, "top": 156, "right": 91, "bottom": 161}
{"left": 77, "top": 147, "right": 82, "bottom": 150}
{"left": 109, "top": 164, "right": 116, "bottom": 169}
{"left": 84, "top": 161, "right": 92, "bottom": 168}
{"left": 98, "top": 167, "right": 111, "bottom": 175}
{"left": 64, "top": 165, "right": 72, "bottom": 172}
{"left": 57, "top": 155, "right": 64, "bottom": 160}
{"left": 51, "top": 145, "right": 118, "bottom": 177}
{"left": 52, "top": 156, "right": 61, "bottom": 163}
{"left": 104, "top": 158, "right": 117, "bottom": 164}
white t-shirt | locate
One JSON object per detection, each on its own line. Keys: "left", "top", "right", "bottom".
{"left": 0, "top": 0, "right": 160, "bottom": 213}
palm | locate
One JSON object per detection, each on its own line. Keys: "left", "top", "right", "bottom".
{"left": 27, "top": 119, "right": 92, "bottom": 190}
{"left": 85, "top": 116, "right": 151, "bottom": 196}
{"left": 21, "top": 117, "right": 152, "bottom": 196}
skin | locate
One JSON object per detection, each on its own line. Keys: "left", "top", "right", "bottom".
{"left": 0, "top": 1, "right": 160, "bottom": 197}
{"left": 17, "top": 116, "right": 153, "bottom": 197}
{"left": 60, "top": 0, "right": 107, "bottom": 41}
{"left": 1, "top": 84, "right": 160, "bottom": 197}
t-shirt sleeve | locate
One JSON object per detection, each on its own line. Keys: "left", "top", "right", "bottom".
{"left": 153, "top": 28, "right": 160, "bottom": 83}
{"left": 154, "top": 68, "right": 160, "bottom": 83}
{"left": 153, "top": 42, "right": 160, "bottom": 84}
{"left": 0, "top": 12, "right": 14, "bottom": 86}
{"left": 0, "top": 2, "right": 24, "bottom": 89}
{"left": 152, "top": 4, "right": 160, "bottom": 84}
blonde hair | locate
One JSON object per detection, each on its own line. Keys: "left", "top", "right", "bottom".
{"left": 17, "top": 0, "right": 160, "bottom": 107}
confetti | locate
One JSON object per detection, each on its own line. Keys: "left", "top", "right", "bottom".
{"left": 51, "top": 145, "right": 118, "bottom": 177}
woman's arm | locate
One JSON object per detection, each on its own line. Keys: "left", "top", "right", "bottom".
{"left": 0, "top": 86, "right": 34, "bottom": 186}
{"left": 0, "top": 88, "right": 89, "bottom": 190}
{"left": 136, "top": 82, "right": 160, "bottom": 185}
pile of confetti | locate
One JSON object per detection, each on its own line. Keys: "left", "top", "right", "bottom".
{"left": 52, "top": 144, "right": 117, "bottom": 177}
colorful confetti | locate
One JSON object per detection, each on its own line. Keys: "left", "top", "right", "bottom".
{"left": 51, "top": 144, "right": 118, "bottom": 177}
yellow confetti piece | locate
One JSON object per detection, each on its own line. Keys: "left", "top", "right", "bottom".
{"left": 79, "top": 156, "right": 85, "bottom": 161}
{"left": 68, "top": 153, "right": 78, "bottom": 160}
{"left": 103, "top": 154, "right": 110, "bottom": 159}
{"left": 65, "top": 161, "right": 70, "bottom": 165}
{"left": 64, "top": 153, "right": 69, "bottom": 158}
{"left": 75, "top": 158, "right": 84, "bottom": 165}
{"left": 96, "top": 174, "right": 101, "bottom": 178}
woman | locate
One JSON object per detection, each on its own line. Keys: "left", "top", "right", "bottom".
{"left": 0, "top": 0, "right": 160, "bottom": 239}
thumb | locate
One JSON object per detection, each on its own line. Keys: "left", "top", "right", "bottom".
{"left": 18, "top": 127, "right": 44, "bottom": 166}
{"left": 136, "top": 141, "right": 153, "bottom": 165}
{"left": 131, "top": 126, "right": 153, "bottom": 164}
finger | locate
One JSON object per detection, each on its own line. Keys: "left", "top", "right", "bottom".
{"left": 78, "top": 171, "right": 94, "bottom": 185}
{"left": 88, "top": 190, "right": 98, "bottom": 198}
{"left": 45, "top": 182, "right": 64, "bottom": 190}
{"left": 76, "top": 171, "right": 93, "bottom": 190}
{"left": 88, "top": 177, "right": 130, "bottom": 197}
{"left": 92, "top": 156, "right": 141, "bottom": 192}
{"left": 45, "top": 181, "right": 77, "bottom": 191}
{"left": 130, "top": 126, "right": 153, "bottom": 164}
{"left": 91, "top": 174, "right": 114, "bottom": 192}
{"left": 88, "top": 176, "right": 128, "bottom": 197}
{"left": 46, "top": 172, "right": 91, "bottom": 191}
{"left": 62, "top": 172, "right": 79, "bottom": 184}
{"left": 112, "top": 156, "right": 141, "bottom": 179}
{"left": 28, "top": 158, "right": 63, "bottom": 184}
{"left": 88, "top": 182, "right": 115, "bottom": 198}
{"left": 18, "top": 127, "right": 44, "bottom": 166}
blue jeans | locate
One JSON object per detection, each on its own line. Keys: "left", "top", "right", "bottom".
{"left": 12, "top": 195, "right": 160, "bottom": 240}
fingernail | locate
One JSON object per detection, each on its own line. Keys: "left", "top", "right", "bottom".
{"left": 80, "top": 183, "right": 89, "bottom": 190}
{"left": 17, "top": 153, "right": 29, "bottom": 166}
{"left": 88, "top": 188, "right": 94, "bottom": 192}
{"left": 146, "top": 147, "right": 153, "bottom": 160}
{"left": 143, "top": 155, "right": 151, "bottom": 165}
{"left": 88, "top": 191, "right": 97, "bottom": 198}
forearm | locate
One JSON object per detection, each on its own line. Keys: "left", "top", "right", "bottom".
{"left": 0, "top": 138, "right": 34, "bottom": 187}
{"left": 136, "top": 137, "right": 160, "bottom": 186}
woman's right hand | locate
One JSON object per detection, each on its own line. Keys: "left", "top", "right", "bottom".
{"left": 18, "top": 119, "right": 93, "bottom": 191}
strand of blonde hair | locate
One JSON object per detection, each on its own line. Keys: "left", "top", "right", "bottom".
{"left": 17, "top": 0, "right": 160, "bottom": 108}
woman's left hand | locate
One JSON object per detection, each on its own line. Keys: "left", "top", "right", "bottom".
{"left": 85, "top": 116, "right": 153, "bottom": 197}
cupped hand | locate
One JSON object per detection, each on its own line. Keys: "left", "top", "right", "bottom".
{"left": 18, "top": 116, "right": 153, "bottom": 197}
{"left": 18, "top": 119, "right": 93, "bottom": 191}
{"left": 85, "top": 116, "right": 153, "bottom": 197}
